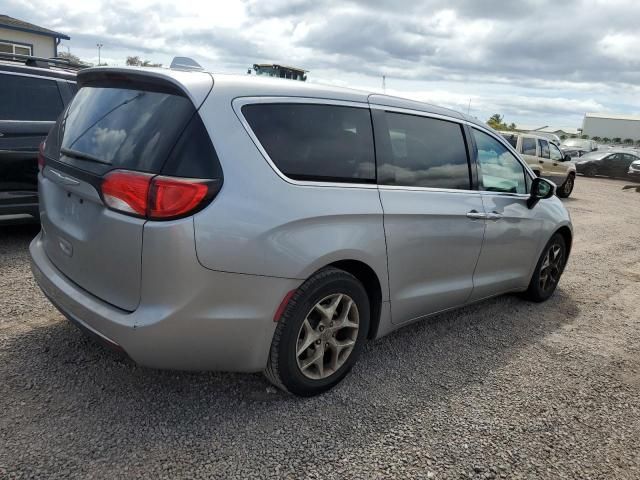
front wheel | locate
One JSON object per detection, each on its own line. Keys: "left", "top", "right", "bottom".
{"left": 264, "top": 268, "right": 370, "bottom": 396}
{"left": 524, "top": 233, "right": 567, "bottom": 302}
{"left": 557, "top": 174, "right": 575, "bottom": 198}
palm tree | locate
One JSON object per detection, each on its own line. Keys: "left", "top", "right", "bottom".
{"left": 602, "top": 137, "right": 611, "bottom": 143}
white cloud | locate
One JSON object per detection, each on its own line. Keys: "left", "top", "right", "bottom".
{"left": 4, "top": 0, "right": 640, "bottom": 127}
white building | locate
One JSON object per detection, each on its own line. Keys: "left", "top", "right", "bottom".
{"left": 581, "top": 113, "right": 640, "bottom": 140}
{"left": 0, "top": 14, "right": 69, "bottom": 58}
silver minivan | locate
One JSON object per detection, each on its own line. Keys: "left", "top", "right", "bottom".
{"left": 31, "top": 66, "right": 572, "bottom": 396}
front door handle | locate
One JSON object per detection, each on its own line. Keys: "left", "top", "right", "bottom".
{"left": 538, "top": 160, "right": 544, "bottom": 164}
{"left": 466, "top": 210, "right": 486, "bottom": 220}
{"left": 485, "top": 211, "right": 503, "bottom": 221}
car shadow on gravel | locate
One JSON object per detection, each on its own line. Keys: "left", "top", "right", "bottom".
{"left": 0, "top": 286, "right": 581, "bottom": 476}
{"left": 1, "top": 287, "right": 579, "bottom": 412}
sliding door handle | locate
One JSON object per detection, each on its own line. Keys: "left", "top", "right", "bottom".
{"left": 466, "top": 210, "right": 486, "bottom": 220}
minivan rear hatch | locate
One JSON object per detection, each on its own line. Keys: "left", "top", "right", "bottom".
{"left": 40, "top": 69, "right": 215, "bottom": 311}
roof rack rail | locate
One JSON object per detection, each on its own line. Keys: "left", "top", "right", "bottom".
{"left": 0, "top": 52, "right": 90, "bottom": 71}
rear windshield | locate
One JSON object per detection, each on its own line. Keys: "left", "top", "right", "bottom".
{"left": 46, "top": 85, "right": 221, "bottom": 178}
{"left": 57, "top": 86, "right": 193, "bottom": 170}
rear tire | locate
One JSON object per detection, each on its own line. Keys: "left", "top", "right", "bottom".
{"left": 524, "top": 233, "right": 567, "bottom": 302}
{"left": 557, "top": 174, "right": 575, "bottom": 198}
{"left": 264, "top": 267, "right": 370, "bottom": 396}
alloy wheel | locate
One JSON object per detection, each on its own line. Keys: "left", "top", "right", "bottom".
{"left": 539, "top": 243, "right": 564, "bottom": 292}
{"left": 296, "top": 293, "right": 359, "bottom": 380}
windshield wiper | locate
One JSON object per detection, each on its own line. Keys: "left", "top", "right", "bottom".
{"left": 60, "top": 147, "right": 112, "bottom": 166}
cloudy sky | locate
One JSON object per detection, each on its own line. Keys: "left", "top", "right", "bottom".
{"left": 5, "top": 0, "right": 640, "bottom": 128}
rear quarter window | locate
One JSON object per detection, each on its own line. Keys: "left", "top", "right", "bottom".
{"left": 0, "top": 73, "right": 63, "bottom": 121}
{"left": 242, "top": 103, "right": 376, "bottom": 183}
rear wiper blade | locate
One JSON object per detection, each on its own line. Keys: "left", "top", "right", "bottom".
{"left": 60, "top": 147, "right": 111, "bottom": 166}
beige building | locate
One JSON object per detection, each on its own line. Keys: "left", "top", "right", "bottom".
{"left": 0, "top": 14, "right": 70, "bottom": 58}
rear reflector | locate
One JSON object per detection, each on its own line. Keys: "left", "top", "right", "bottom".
{"left": 274, "top": 290, "right": 296, "bottom": 322}
{"left": 101, "top": 169, "right": 219, "bottom": 220}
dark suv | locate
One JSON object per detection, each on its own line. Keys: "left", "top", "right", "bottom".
{"left": 0, "top": 53, "right": 81, "bottom": 224}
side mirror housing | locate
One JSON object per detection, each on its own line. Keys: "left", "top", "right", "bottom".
{"left": 564, "top": 154, "right": 572, "bottom": 162}
{"left": 527, "top": 177, "right": 555, "bottom": 209}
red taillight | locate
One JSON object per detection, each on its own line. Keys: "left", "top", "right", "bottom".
{"left": 149, "top": 176, "right": 210, "bottom": 219}
{"left": 101, "top": 170, "right": 217, "bottom": 220}
{"left": 38, "top": 141, "right": 46, "bottom": 172}
{"left": 102, "top": 170, "right": 153, "bottom": 216}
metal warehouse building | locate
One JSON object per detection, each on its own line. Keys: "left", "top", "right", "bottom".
{"left": 582, "top": 113, "right": 640, "bottom": 140}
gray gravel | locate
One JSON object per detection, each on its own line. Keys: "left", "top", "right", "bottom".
{"left": 1, "top": 177, "right": 640, "bottom": 479}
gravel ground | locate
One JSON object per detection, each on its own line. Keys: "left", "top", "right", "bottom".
{"left": 1, "top": 177, "right": 640, "bottom": 479}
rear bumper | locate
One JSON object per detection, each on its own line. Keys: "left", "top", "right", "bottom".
{"left": 0, "top": 196, "right": 39, "bottom": 224}
{"left": 30, "top": 232, "right": 301, "bottom": 372}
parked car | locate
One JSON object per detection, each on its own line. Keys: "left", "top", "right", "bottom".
{"left": 500, "top": 131, "right": 576, "bottom": 197}
{"left": 574, "top": 149, "right": 640, "bottom": 178}
{"left": 528, "top": 131, "right": 561, "bottom": 147}
{"left": 628, "top": 159, "right": 640, "bottom": 180}
{"left": 31, "top": 64, "right": 573, "bottom": 396}
{"left": 560, "top": 138, "right": 598, "bottom": 153}
{"left": 0, "top": 53, "right": 82, "bottom": 224}
{"left": 562, "top": 148, "right": 588, "bottom": 160}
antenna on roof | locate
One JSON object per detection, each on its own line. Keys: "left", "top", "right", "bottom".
{"left": 170, "top": 56, "right": 203, "bottom": 71}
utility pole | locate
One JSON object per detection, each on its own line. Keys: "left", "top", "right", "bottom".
{"left": 382, "top": 75, "right": 386, "bottom": 93}
{"left": 96, "top": 43, "right": 103, "bottom": 66}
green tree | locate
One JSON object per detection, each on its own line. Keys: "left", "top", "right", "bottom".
{"left": 126, "top": 56, "right": 162, "bottom": 67}
{"left": 612, "top": 137, "right": 622, "bottom": 144}
{"left": 602, "top": 137, "right": 611, "bottom": 143}
{"left": 623, "top": 138, "right": 634, "bottom": 144}
{"left": 591, "top": 136, "right": 602, "bottom": 142}
{"left": 486, "top": 114, "right": 516, "bottom": 131}
{"left": 560, "top": 134, "right": 567, "bottom": 140}
{"left": 635, "top": 140, "right": 640, "bottom": 146}
{"left": 581, "top": 134, "right": 590, "bottom": 139}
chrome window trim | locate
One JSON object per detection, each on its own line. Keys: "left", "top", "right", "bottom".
{"left": 232, "top": 96, "right": 377, "bottom": 189}
{"left": 378, "top": 184, "right": 481, "bottom": 195}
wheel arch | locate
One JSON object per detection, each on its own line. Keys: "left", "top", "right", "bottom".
{"left": 327, "top": 259, "right": 383, "bottom": 340}
{"left": 555, "top": 225, "right": 573, "bottom": 258}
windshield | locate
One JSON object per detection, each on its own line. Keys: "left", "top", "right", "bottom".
{"left": 561, "top": 138, "right": 590, "bottom": 149}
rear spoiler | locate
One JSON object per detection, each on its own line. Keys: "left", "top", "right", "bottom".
{"left": 76, "top": 67, "right": 214, "bottom": 107}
